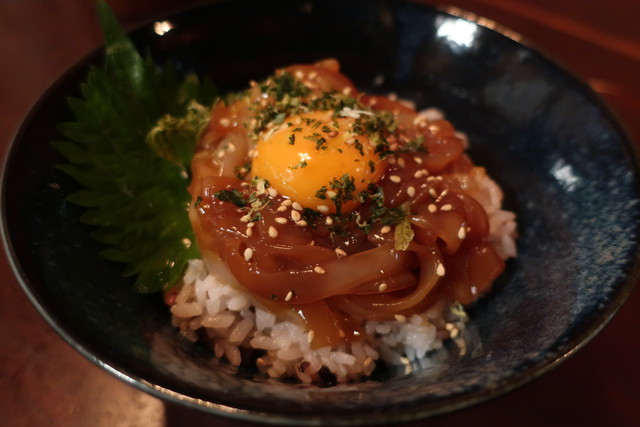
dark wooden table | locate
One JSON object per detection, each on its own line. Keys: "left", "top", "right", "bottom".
{"left": 1, "top": 1, "right": 639, "bottom": 426}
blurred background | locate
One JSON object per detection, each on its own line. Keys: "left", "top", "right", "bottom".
{"left": 1, "top": 0, "right": 639, "bottom": 426}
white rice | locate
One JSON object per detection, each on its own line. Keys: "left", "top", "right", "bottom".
{"left": 171, "top": 259, "right": 474, "bottom": 383}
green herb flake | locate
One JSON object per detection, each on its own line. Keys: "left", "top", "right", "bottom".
{"left": 393, "top": 203, "right": 414, "bottom": 251}
{"left": 272, "top": 112, "right": 287, "bottom": 125}
{"left": 289, "top": 160, "right": 308, "bottom": 170}
{"left": 234, "top": 162, "right": 251, "bottom": 180}
{"left": 315, "top": 186, "right": 328, "bottom": 200}
{"left": 213, "top": 189, "right": 248, "bottom": 207}
{"left": 394, "top": 220, "right": 414, "bottom": 251}
{"left": 353, "top": 139, "right": 365, "bottom": 156}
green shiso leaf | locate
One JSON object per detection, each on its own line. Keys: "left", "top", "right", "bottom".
{"left": 52, "top": 0, "right": 218, "bottom": 293}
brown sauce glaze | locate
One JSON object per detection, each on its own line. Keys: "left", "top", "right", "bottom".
{"left": 188, "top": 60, "right": 505, "bottom": 347}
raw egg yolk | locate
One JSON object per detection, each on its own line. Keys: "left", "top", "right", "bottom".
{"left": 252, "top": 111, "right": 386, "bottom": 213}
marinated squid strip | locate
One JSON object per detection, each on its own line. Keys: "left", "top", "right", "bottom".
{"left": 295, "top": 300, "right": 360, "bottom": 347}
{"left": 439, "top": 244, "right": 504, "bottom": 305}
{"left": 327, "top": 243, "right": 442, "bottom": 317}
{"left": 285, "top": 60, "right": 357, "bottom": 95}
{"left": 410, "top": 206, "right": 466, "bottom": 254}
{"left": 197, "top": 102, "right": 252, "bottom": 177}
{"left": 220, "top": 241, "right": 417, "bottom": 305}
{"left": 339, "top": 271, "right": 417, "bottom": 295}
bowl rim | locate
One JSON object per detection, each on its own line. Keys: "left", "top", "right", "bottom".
{"left": 2, "top": 1, "right": 639, "bottom": 424}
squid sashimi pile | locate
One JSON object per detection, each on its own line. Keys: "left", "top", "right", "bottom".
{"left": 170, "top": 59, "right": 516, "bottom": 383}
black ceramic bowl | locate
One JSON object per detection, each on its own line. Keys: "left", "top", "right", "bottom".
{"left": 3, "top": 0, "right": 640, "bottom": 425}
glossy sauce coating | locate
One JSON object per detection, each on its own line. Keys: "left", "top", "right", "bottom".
{"left": 189, "top": 60, "right": 505, "bottom": 347}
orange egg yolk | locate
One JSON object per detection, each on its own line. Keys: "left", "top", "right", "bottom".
{"left": 252, "top": 111, "right": 387, "bottom": 213}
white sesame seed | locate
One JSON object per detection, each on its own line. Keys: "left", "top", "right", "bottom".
{"left": 387, "top": 157, "right": 397, "bottom": 165}
{"left": 296, "top": 220, "right": 308, "bottom": 227}
{"left": 380, "top": 225, "right": 391, "bottom": 234}
{"left": 335, "top": 248, "right": 347, "bottom": 257}
{"left": 428, "top": 204, "right": 437, "bottom": 213}
{"left": 274, "top": 217, "right": 287, "bottom": 224}
{"left": 326, "top": 190, "right": 337, "bottom": 199}
{"left": 436, "top": 262, "right": 446, "bottom": 277}
{"left": 389, "top": 175, "right": 402, "bottom": 183}
{"left": 285, "top": 290, "right": 294, "bottom": 302}
{"left": 394, "top": 314, "right": 407, "bottom": 323}
{"left": 292, "top": 201, "right": 303, "bottom": 211}
{"left": 267, "top": 187, "right": 278, "bottom": 197}
{"left": 378, "top": 283, "right": 388, "bottom": 292}
{"left": 307, "top": 330, "right": 315, "bottom": 343}
{"left": 240, "top": 214, "right": 251, "bottom": 222}
{"left": 282, "top": 199, "right": 293, "bottom": 207}
{"left": 397, "top": 158, "right": 406, "bottom": 168}
{"left": 342, "top": 86, "right": 353, "bottom": 96}
{"left": 314, "top": 266, "right": 326, "bottom": 274}
{"left": 246, "top": 227, "right": 253, "bottom": 237}
{"left": 247, "top": 222, "right": 256, "bottom": 228}
{"left": 428, "top": 188, "right": 438, "bottom": 198}
{"left": 325, "top": 216, "right": 333, "bottom": 225}
{"left": 317, "top": 204, "right": 329, "bottom": 213}
{"left": 413, "top": 170, "right": 423, "bottom": 178}
{"left": 346, "top": 137, "right": 355, "bottom": 145}
{"left": 219, "top": 118, "right": 230, "bottom": 127}
{"left": 277, "top": 205, "right": 288, "bottom": 212}
{"left": 268, "top": 226, "right": 278, "bottom": 238}
{"left": 243, "top": 248, "right": 254, "bottom": 261}
{"left": 441, "top": 204, "right": 453, "bottom": 211}
{"left": 436, "top": 189, "right": 449, "bottom": 202}
{"left": 414, "top": 156, "right": 423, "bottom": 164}
{"left": 407, "top": 186, "right": 416, "bottom": 197}
{"left": 291, "top": 210, "right": 301, "bottom": 222}
{"left": 458, "top": 226, "right": 466, "bottom": 240}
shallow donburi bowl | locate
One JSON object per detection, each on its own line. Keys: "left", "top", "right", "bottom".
{"left": 2, "top": 0, "right": 639, "bottom": 425}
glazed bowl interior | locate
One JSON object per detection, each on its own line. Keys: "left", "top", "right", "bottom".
{"left": 3, "top": 0, "right": 639, "bottom": 425}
